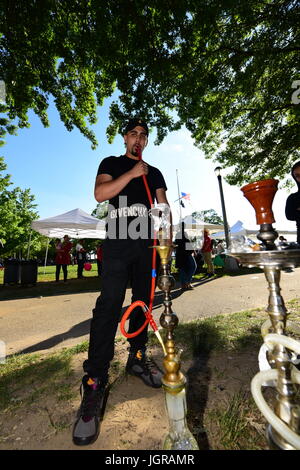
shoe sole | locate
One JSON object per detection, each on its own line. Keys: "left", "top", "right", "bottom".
{"left": 72, "top": 424, "right": 101, "bottom": 446}
{"left": 126, "top": 369, "right": 162, "bottom": 389}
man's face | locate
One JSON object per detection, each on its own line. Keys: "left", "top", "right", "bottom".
{"left": 124, "top": 126, "right": 148, "bottom": 157}
{"left": 293, "top": 166, "right": 300, "bottom": 183}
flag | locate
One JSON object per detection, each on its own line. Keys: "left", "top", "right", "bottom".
{"left": 181, "top": 192, "right": 190, "bottom": 201}
{"left": 180, "top": 200, "right": 185, "bottom": 208}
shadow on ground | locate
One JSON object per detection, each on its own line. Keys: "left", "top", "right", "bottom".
{"left": 0, "top": 266, "right": 263, "bottom": 302}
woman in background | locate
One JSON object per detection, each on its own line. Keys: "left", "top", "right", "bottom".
{"left": 55, "top": 235, "right": 72, "bottom": 282}
{"left": 201, "top": 229, "right": 215, "bottom": 277}
{"left": 175, "top": 223, "right": 197, "bottom": 290}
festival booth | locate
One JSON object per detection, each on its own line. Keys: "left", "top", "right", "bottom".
{"left": 31, "top": 208, "right": 106, "bottom": 239}
{"left": 30, "top": 208, "right": 106, "bottom": 272}
{"left": 210, "top": 220, "right": 297, "bottom": 272}
{"left": 211, "top": 220, "right": 297, "bottom": 244}
{"left": 211, "top": 220, "right": 247, "bottom": 241}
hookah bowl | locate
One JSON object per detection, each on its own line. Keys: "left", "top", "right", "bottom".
{"left": 153, "top": 231, "right": 199, "bottom": 450}
{"left": 230, "top": 179, "right": 300, "bottom": 450}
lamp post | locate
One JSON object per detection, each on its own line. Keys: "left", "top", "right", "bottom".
{"left": 214, "top": 166, "right": 230, "bottom": 249}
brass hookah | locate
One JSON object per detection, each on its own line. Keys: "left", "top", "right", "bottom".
{"left": 230, "top": 179, "right": 300, "bottom": 450}
{"left": 152, "top": 226, "right": 199, "bottom": 450}
{"left": 156, "top": 230, "right": 185, "bottom": 394}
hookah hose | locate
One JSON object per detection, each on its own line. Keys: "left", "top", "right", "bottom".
{"left": 119, "top": 146, "right": 166, "bottom": 354}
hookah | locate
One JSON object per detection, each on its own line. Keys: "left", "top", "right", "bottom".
{"left": 120, "top": 145, "right": 198, "bottom": 450}
{"left": 229, "top": 178, "right": 300, "bottom": 450}
{"left": 150, "top": 218, "right": 199, "bottom": 450}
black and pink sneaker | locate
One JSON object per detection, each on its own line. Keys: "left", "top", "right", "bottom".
{"left": 72, "top": 376, "right": 107, "bottom": 446}
{"left": 126, "top": 348, "right": 163, "bottom": 388}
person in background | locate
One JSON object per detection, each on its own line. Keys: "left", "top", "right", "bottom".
{"left": 55, "top": 235, "right": 73, "bottom": 282}
{"left": 96, "top": 242, "right": 103, "bottom": 276}
{"left": 201, "top": 229, "right": 215, "bottom": 277}
{"left": 285, "top": 161, "right": 300, "bottom": 245}
{"left": 76, "top": 239, "right": 87, "bottom": 279}
{"left": 278, "top": 235, "right": 288, "bottom": 247}
{"left": 54, "top": 238, "right": 63, "bottom": 282}
{"left": 175, "top": 222, "right": 197, "bottom": 290}
{"left": 216, "top": 239, "right": 225, "bottom": 254}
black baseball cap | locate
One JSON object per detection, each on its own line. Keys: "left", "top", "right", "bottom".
{"left": 123, "top": 118, "right": 149, "bottom": 136}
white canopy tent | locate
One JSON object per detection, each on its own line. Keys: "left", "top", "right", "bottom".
{"left": 211, "top": 220, "right": 297, "bottom": 243}
{"left": 30, "top": 208, "right": 106, "bottom": 270}
{"left": 173, "top": 215, "right": 224, "bottom": 232}
{"left": 31, "top": 208, "right": 106, "bottom": 239}
{"left": 211, "top": 220, "right": 246, "bottom": 240}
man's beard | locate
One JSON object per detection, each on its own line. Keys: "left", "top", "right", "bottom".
{"left": 132, "top": 145, "right": 141, "bottom": 157}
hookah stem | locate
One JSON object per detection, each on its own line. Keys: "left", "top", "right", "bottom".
{"left": 139, "top": 150, "right": 158, "bottom": 315}
{"left": 119, "top": 145, "right": 161, "bottom": 341}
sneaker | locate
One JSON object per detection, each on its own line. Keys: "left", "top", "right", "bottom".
{"left": 72, "top": 376, "right": 107, "bottom": 446}
{"left": 125, "top": 348, "right": 163, "bottom": 388}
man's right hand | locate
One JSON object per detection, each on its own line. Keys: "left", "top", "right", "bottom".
{"left": 95, "top": 162, "right": 149, "bottom": 202}
{"left": 129, "top": 161, "right": 149, "bottom": 178}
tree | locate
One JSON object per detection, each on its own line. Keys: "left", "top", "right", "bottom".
{"left": 91, "top": 201, "right": 108, "bottom": 220}
{"left": 0, "top": 157, "right": 40, "bottom": 257}
{"left": 0, "top": 1, "right": 299, "bottom": 183}
{"left": 192, "top": 209, "right": 223, "bottom": 225}
{"left": 0, "top": 105, "right": 18, "bottom": 148}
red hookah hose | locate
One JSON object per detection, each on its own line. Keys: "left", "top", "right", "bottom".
{"left": 119, "top": 147, "right": 159, "bottom": 338}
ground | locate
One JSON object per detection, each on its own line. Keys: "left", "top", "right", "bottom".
{"left": 0, "top": 336, "right": 269, "bottom": 451}
{"left": 1, "top": 268, "right": 300, "bottom": 451}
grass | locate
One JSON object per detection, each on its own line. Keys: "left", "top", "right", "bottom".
{"left": 0, "top": 263, "right": 98, "bottom": 284}
{"left": 0, "top": 344, "right": 87, "bottom": 412}
{"left": 208, "top": 390, "right": 265, "bottom": 450}
{"left": 1, "top": 299, "right": 300, "bottom": 449}
{"left": 149, "top": 300, "right": 300, "bottom": 450}
{"left": 0, "top": 258, "right": 262, "bottom": 286}
{"left": 0, "top": 266, "right": 102, "bottom": 301}
{"left": 156, "top": 308, "right": 265, "bottom": 359}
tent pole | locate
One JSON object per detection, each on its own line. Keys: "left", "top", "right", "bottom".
{"left": 43, "top": 238, "right": 50, "bottom": 275}
{"left": 26, "top": 229, "right": 32, "bottom": 260}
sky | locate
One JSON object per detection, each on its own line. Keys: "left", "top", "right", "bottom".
{"left": 2, "top": 96, "right": 297, "bottom": 235}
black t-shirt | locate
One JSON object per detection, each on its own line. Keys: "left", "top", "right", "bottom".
{"left": 97, "top": 154, "right": 167, "bottom": 239}
{"left": 286, "top": 192, "right": 300, "bottom": 222}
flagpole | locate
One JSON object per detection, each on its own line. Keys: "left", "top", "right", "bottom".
{"left": 176, "top": 169, "right": 182, "bottom": 222}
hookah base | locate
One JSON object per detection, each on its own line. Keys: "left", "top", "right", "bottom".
{"left": 267, "top": 425, "right": 297, "bottom": 451}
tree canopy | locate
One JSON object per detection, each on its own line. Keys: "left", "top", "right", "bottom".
{"left": 192, "top": 209, "right": 223, "bottom": 225}
{"left": 92, "top": 201, "right": 108, "bottom": 220}
{"left": 0, "top": 0, "right": 299, "bottom": 184}
{"left": 0, "top": 157, "right": 40, "bottom": 257}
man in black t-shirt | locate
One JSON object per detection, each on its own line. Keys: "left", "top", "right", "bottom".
{"left": 73, "top": 118, "right": 171, "bottom": 446}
